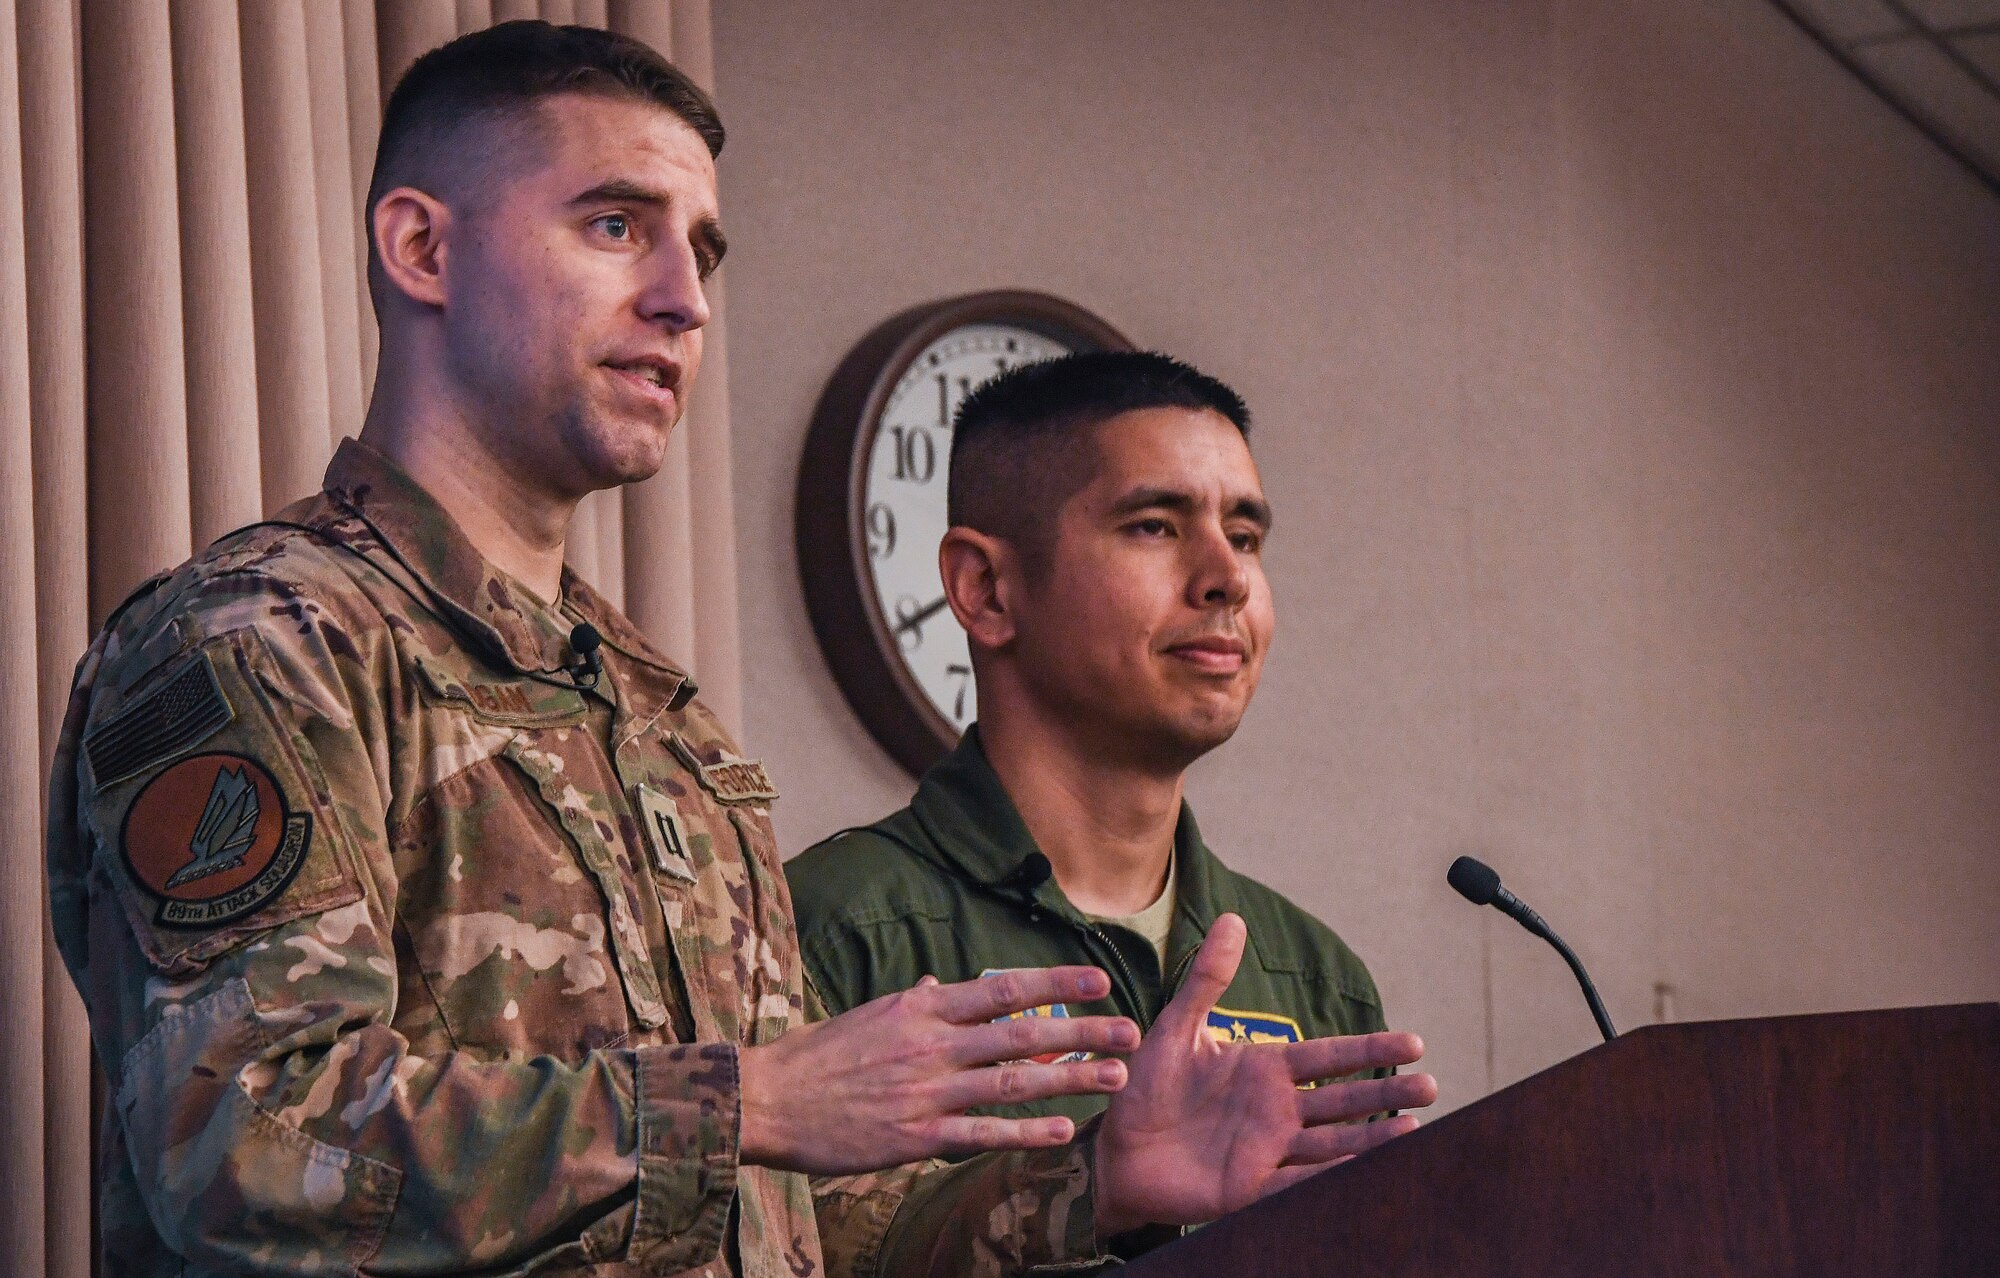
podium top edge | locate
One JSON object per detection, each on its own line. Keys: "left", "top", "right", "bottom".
{"left": 1620, "top": 1001, "right": 1999, "bottom": 1039}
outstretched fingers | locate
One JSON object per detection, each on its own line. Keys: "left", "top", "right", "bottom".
{"left": 934, "top": 1056, "right": 1129, "bottom": 1112}
{"left": 1283, "top": 1030, "right": 1426, "bottom": 1086}
{"left": 929, "top": 965, "right": 1111, "bottom": 1025}
{"left": 928, "top": 1112, "right": 1079, "bottom": 1157}
{"left": 1286, "top": 1112, "right": 1420, "bottom": 1167}
{"left": 1296, "top": 1071, "right": 1438, "bottom": 1126}
{"left": 951, "top": 1006, "right": 1139, "bottom": 1067}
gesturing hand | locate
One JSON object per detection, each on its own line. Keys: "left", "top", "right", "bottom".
{"left": 1093, "top": 914, "right": 1438, "bottom": 1236}
{"left": 738, "top": 966, "right": 1140, "bottom": 1175}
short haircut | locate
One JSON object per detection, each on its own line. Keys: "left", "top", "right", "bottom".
{"left": 366, "top": 20, "right": 724, "bottom": 301}
{"left": 947, "top": 350, "right": 1251, "bottom": 564}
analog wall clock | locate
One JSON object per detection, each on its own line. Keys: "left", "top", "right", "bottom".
{"left": 797, "top": 290, "right": 1133, "bottom": 777}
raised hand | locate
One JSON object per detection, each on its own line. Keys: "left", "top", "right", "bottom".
{"left": 1093, "top": 914, "right": 1438, "bottom": 1235}
{"left": 738, "top": 965, "right": 1140, "bottom": 1174}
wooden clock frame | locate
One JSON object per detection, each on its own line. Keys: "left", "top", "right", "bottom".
{"left": 795, "top": 290, "right": 1133, "bottom": 777}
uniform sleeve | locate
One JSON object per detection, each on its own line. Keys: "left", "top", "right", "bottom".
{"left": 814, "top": 1143, "right": 1113, "bottom": 1278}
{"left": 58, "top": 590, "right": 740, "bottom": 1274}
{"left": 799, "top": 974, "right": 1117, "bottom": 1278}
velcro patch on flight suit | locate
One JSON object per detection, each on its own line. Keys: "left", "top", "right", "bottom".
{"left": 120, "top": 752, "right": 313, "bottom": 930}
{"left": 1205, "top": 1008, "right": 1323, "bottom": 1088}
{"left": 1204, "top": 1006, "right": 1304, "bottom": 1045}
{"left": 981, "top": 968, "right": 1092, "bottom": 1065}
{"left": 83, "top": 651, "right": 234, "bottom": 786}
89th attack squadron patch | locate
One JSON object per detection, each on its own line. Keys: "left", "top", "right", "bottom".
{"left": 121, "top": 753, "right": 312, "bottom": 929}
{"left": 981, "top": 968, "right": 1093, "bottom": 1065}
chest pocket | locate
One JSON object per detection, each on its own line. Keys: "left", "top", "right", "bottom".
{"left": 403, "top": 654, "right": 672, "bottom": 1047}
{"left": 631, "top": 733, "right": 798, "bottom": 1046}
{"left": 501, "top": 736, "right": 671, "bottom": 1031}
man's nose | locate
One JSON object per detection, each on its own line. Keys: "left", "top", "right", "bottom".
{"left": 1190, "top": 527, "right": 1251, "bottom": 609}
{"left": 637, "top": 242, "right": 711, "bottom": 333}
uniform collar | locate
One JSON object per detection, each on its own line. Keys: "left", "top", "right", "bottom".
{"left": 909, "top": 726, "right": 1222, "bottom": 928}
{"left": 318, "top": 438, "right": 695, "bottom": 706}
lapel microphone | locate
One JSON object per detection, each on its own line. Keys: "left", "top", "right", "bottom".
{"left": 1009, "top": 852, "right": 1053, "bottom": 891}
{"left": 567, "top": 623, "right": 604, "bottom": 689}
{"left": 1448, "top": 855, "right": 1617, "bottom": 1042}
{"left": 1008, "top": 852, "right": 1053, "bottom": 922}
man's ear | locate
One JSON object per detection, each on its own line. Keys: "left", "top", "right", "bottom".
{"left": 371, "top": 186, "right": 452, "bottom": 309}
{"left": 940, "top": 526, "right": 1019, "bottom": 652}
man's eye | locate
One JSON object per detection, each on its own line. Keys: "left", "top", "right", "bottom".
{"left": 1131, "top": 518, "right": 1172, "bottom": 537}
{"left": 594, "top": 213, "right": 632, "bottom": 240}
{"left": 1230, "top": 531, "right": 1264, "bottom": 553}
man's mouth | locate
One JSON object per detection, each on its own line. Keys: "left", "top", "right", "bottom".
{"left": 604, "top": 359, "right": 680, "bottom": 404}
{"left": 1164, "top": 635, "right": 1247, "bottom": 674}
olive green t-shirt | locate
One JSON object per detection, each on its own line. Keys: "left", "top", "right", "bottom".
{"left": 786, "top": 728, "right": 1389, "bottom": 1132}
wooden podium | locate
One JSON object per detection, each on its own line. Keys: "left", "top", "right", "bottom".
{"left": 1123, "top": 1004, "right": 1999, "bottom": 1277}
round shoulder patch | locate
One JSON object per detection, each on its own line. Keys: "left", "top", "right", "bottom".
{"left": 121, "top": 753, "right": 313, "bottom": 930}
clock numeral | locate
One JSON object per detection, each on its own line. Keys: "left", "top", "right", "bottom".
{"left": 889, "top": 425, "right": 938, "bottom": 485}
{"left": 865, "top": 502, "right": 897, "bottom": 559}
{"left": 892, "top": 595, "right": 947, "bottom": 651}
{"left": 945, "top": 663, "right": 972, "bottom": 723}
{"left": 935, "top": 368, "right": 1005, "bottom": 428}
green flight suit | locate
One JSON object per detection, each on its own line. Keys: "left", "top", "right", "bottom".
{"left": 787, "top": 729, "right": 1389, "bottom": 1134}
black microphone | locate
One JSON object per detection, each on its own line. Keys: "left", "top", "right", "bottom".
{"left": 1008, "top": 852, "right": 1052, "bottom": 922}
{"left": 1448, "top": 855, "right": 1617, "bottom": 1042}
{"left": 1008, "top": 860, "right": 1056, "bottom": 888}
{"left": 567, "top": 623, "right": 604, "bottom": 689}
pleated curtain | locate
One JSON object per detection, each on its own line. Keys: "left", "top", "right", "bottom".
{"left": 0, "top": 3, "right": 742, "bottom": 1274}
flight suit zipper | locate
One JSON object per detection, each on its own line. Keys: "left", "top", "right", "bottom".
{"left": 1082, "top": 921, "right": 1154, "bottom": 1030}
{"left": 1054, "top": 906, "right": 1208, "bottom": 1032}
{"left": 1023, "top": 887, "right": 1156, "bottom": 1029}
{"left": 1164, "top": 944, "right": 1201, "bottom": 1000}
{"left": 1022, "top": 876, "right": 1202, "bottom": 1031}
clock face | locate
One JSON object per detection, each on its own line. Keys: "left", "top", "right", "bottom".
{"left": 798, "top": 291, "right": 1131, "bottom": 777}
{"left": 860, "top": 323, "right": 1073, "bottom": 735}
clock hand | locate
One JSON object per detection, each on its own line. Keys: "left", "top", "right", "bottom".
{"left": 893, "top": 595, "right": 949, "bottom": 636}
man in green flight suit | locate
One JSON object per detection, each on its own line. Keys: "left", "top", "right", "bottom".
{"left": 791, "top": 352, "right": 1392, "bottom": 1138}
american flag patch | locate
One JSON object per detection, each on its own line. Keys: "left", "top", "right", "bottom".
{"left": 85, "top": 654, "right": 233, "bottom": 787}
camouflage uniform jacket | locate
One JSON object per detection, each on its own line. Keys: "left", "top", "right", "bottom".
{"left": 46, "top": 439, "right": 1108, "bottom": 1277}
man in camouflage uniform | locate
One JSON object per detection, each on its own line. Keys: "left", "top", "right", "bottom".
{"left": 46, "top": 22, "right": 1434, "bottom": 1276}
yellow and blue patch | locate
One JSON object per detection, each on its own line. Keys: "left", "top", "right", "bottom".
{"left": 1204, "top": 1006, "right": 1304, "bottom": 1045}
{"left": 1206, "top": 1007, "right": 1317, "bottom": 1087}
{"left": 980, "top": 968, "right": 1092, "bottom": 1064}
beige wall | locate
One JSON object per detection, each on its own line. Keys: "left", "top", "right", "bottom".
{"left": 713, "top": 0, "right": 2000, "bottom": 1111}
